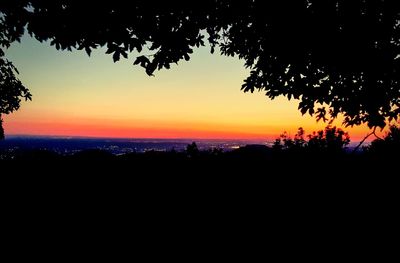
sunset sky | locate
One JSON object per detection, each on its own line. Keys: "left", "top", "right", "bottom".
{"left": 3, "top": 34, "right": 376, "bottom": 141}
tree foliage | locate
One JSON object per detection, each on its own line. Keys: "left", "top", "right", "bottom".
{"left": 0, "top": 50, "right": 32, "bottom": 139}
{"left": 0, "top": 0, "right": 399, "bottom": 136}
{"left": 273, "top": 126, "right": 350, "bottom": 154}
{"left": 367, "top": 123, "right": 400, "bottom": 155}
{"left": 186, "top": 142, "right": 200, "bottom": 158}
{"left": 0, "top": 116, "right": 4, "bottom": 140}
{"left": 0, "top": 55, "right": 32, "bottom": 109}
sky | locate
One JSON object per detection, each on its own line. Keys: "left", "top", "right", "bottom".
{"left": 3, "top": 34, "right": 376, "bottom": 141}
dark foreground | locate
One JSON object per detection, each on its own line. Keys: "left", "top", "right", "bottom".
{"left": 1, "top": 146, "right": 396, "bottom": 242}
{"left": 1, "top": 147, "right": 396, "bottom": 206}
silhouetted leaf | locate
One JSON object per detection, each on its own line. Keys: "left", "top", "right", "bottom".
{"left": 85, "top": 47, "right": 92, "bottom": 56}
{"left": 120, "top": 50, "right": 128, "bottom": 59}
{"left": 133, "top": 56, "right": 150, "bottom": 67}
{"left": 145, "top": 62, "right": 157, "bottom": 76}
{"left": 113, "top": 51, "right": 120, "bottom": 62}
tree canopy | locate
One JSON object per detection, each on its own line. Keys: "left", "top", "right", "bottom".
{"left": 0, "top": 0, "right": 399, "bottom": 137}
{"left": 367, "top": 123, "right": 400, "bottom": 154}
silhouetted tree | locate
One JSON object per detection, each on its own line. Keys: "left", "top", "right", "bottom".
{"left": 367, "top": 123, "right": 400, "bottom": 155}
{"left": 0, "top": 54, "right": 31, "bottom": 138}
{"left": 274, "top": 126, "right": 350, "bottom": 154}
{"left": 272, "top": 138, "right": 283, "bottom": 152}
{"left": 186, "top": 142, "right": 199, "bottom": 158}
{"left": 294, "top": 127, "right": 306, "bottom": 149}
{"left": 1, "top": 1, "right": 399, "bottom": 136}
{"left": 307, "top": 126, "right": 350, "bottom": 153}
{"left": 0, "top": 116, "right": 4, "bottom": 140}
{"left": 281, "top": 131, "right": 295, "bottom": 150}
{"left": 275, "top": 128, "right": 307, "bottom": 152}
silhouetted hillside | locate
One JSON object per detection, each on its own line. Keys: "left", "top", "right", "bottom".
{"left": 1, "top": 141, "right": 396, "bottom": 176}
{"left": 1, "top": 140, "right": 397, "bottom": 223}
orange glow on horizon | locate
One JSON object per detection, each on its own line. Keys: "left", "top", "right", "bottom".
{"left": 3, "top": 113, "right": 380, "bottom": 142}
{"left": 3, "top": 117, "right": 280, "bottom": 140}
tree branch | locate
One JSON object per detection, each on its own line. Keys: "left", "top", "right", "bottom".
{"left": 352, "top": 126, "right": 381, "bottom": 153}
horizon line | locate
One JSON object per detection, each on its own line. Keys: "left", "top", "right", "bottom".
{"left": 3, "top": 133, "right": 371, "bottom": 146}
{"left": 4, "top": 133, "right": 273, "bottom": 142}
